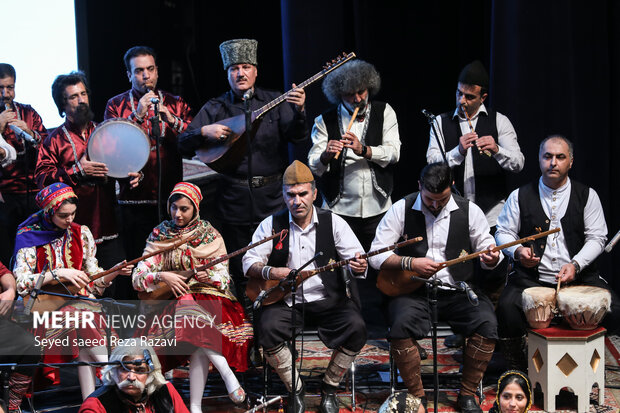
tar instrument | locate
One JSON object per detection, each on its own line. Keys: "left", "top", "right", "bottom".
{"left": 138, "top": 230, "right": 288, "bottom": 300}
{"left": 557, "top": 285, "right": 611, "bottom": 330}
{"left": 24, "top": 234, "right": 199, "bottom": 313}
{"left": 462, "top": 104, "right": 491, "bottom": 157}
{"left": 195, "top": 52, "right": 357, "bottom": 173}
{"left": 522, "top": 286, "right": 557, "bottom": 329}
{"left": 87, "top": 118, "right": 150, "bottom": 178}
{"left": 377, "top": 227, "right": 561, "bottom": 297}
{"left": 246, "top": 236, "right": 423, "bottom": 307}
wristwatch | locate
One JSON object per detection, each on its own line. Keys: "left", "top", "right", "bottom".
{"left": 570, "top": 259, "right": 581, "bottom": 274}
{"left": 361, "top": 145, "right": 368, "bottom": 157}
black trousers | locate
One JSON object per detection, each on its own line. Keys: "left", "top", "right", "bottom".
{"left": 255, "top": 298, "right": 367, "bottom": 352}
{"left": 496, "top": 268, "right": 620, "bottom": 338}
{"left": 387, "top": 286, "right": 498, "bottom": 340}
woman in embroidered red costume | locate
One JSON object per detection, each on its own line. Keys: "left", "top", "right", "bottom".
{"left": 12, "top": 182, "right": 133, "bottom": 400}
{"left": 132, "top": 182, "right": 252, "bottom": 412}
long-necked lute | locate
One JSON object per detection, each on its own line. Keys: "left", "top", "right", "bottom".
{"left": 377, "top": 228, "right": 561, "bottom": 296}
{"left": 25, "top": 233, "right": 200, "bottom": 313}
{"left": 195, "top": 52, "right": 356, "bottom": 173}
{"left": 246, "top": 236, "right": 424, "bottom": 307}
{"left": 138, "top": 229, "right": 288, "bottom": 300}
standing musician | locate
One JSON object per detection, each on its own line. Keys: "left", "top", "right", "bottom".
{"left": 369, "top": 162, "right": 502, "bottom": 413}
{"left": 242, "top": 161, "right": 367, "bottom": 413}
{"left": 0, "top": 260, "right": 39, "bottom": 412}
{"left": 494, "top": 135, "right": 620, "bottom": 370}
{"left": 307, "top": 59, "right": 401, "bottom": 332}
{"left": 105, "top": 46, "right": 193, "bottom": 274}
{"left": 12, "top": 183, "right": 132, "bottom": 400}
{"left": 0, "top": 63, "right": 47, "bottom": 266}
{"left": 178, "top": 38, "right": 308, "bottom": 305}
{"left": 131, "top": 182, "right": 252, "bottom": 413}
{"left": 36, "top": 71, "right": 137, "bottom": 272}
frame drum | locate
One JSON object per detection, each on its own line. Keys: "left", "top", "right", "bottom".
{"left": 87, "top": 118, "right": 150, "bottom": 178}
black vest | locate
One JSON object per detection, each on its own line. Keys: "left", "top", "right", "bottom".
{"left": 516, "top": 180, "right": 598, "bottom": 281}
{"left": 397, "top": 192, "right": 474, "bottom": 282}
{"left": 320, "top": 102, "right": 394, "bottom": 207}
{"left": 441, "top": 109, "right": 506, "bottom": 214}
{"left": 89, "top": 383, "right": 174, "bottom": 413}
{"left": 267, "top": 208, "right": 360, "bottom": 307}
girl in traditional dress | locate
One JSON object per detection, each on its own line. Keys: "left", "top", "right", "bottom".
{"left": 132, "top": 182, "right": 252, "bottom": 412}
{"left": 12, "top": 182, "right": 133, "bottom": 399}
{"left": 488, "top": 370, "right": 532, "bottom": 413}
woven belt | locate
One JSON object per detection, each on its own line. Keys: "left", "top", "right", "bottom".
{"left": 228, "top": 174, "right": 282, "bottom": 188}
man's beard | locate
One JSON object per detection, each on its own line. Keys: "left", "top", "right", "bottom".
{"left": 72, "top": 103, "right": 94, "bottom": 127}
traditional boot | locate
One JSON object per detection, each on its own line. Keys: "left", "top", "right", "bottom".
{"left": 458, "top": 334, "right": 495, "bottom": 413}
{"left": 497, "top": 335, "right": 527, "bottom": 372}
{"left": 264, "top": 343, "right": 304, "bottom": 413}
{"left": 391, "top": 338, "right": 425, "bottom": 399}
{"left": 320, "top": 347, "right": 358, "bottom": 413}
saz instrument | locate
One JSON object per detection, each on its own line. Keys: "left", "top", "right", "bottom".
{"left": 25, "top": 234, "right": 199, "bottom": 313}
{"left": 196, "top": 52, "right": 357, "bottom": 173}
{"left": 138, "top": 230, "right": 288, "bottom": 300}
{"left": 246, "top": 236, "right": 423, "bottom": 307}
{"left": 377, "top": 227, "right": 561, "bottom": 297}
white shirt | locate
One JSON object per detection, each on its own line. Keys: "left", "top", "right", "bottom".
{"left": 369, "top": 194, "right": 502, "bottom": 288}
{"left": 0, "top": 134, "right": 16, "bottom": 167}
{"left": 495, "top": 178, "right": 607, "bottom": 284}
{"left": 242, "top": 207, "right": 366, "bottom": 305}
{"left": 426, "top": 104, "right": 524, "bottom": 226}
{"left": 308, "top": 102, "right": 401, "bottom": 218}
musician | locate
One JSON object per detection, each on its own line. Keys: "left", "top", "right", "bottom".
{"left": 132, "top": 182, "right": 252, "bottom": 412}
{"left": 105, "top": 46, "right": 193, "bottom": 269}
{"left": 307, "top": 59, "right": 400, "bottom": 332}
{"left": 426, "top": 60, "right": 523, "bottom": 228}
{"left": 0, "top": 260, "right": 39, "bottom": 412}
{"left": 35, "top": 71, "right": 134, "bottom": 272}
{"left": 369, "top": 162, "right": 502, "bottom": 413}
{"left": 242, "top": 160, "right": 367, "bottom": 413}
{"left": 494, "top": 135, "right": 620, "bottom": 370}
{"left": 0, "top": 63, "right": 47, "bottom": 266}
{"left": 12, "top": 182, "right": 132, "bottom": 400}
{"left": 79, "top": 344, "right": 189, "bottom": 413}
{"left": 178, "top": 38, "right": 308, "bottom": 304}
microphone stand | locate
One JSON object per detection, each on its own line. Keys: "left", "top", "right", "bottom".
{"left": 287, "top": 252, "right": 323, "bottom": 413}
{"left": 409, "top": 275, "right": 466, "bottom": 411}
{"left": 150, "top": 100, "right": 163, "bottom": 222}
{"left": 244, "top": 93, "right": 256, "bottom": 236}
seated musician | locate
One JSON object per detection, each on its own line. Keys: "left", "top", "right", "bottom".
{"left": 12, "top": 182, "right": 132, "bottom": 400}
{"left": 79, "top": 344, "right": 189, "bottom": 413}
{"left": 495, "top": 135, "right": 620, "bottom": 370}
{"left": 131, "top": 182, "right": 252, "bottom": 412}
{"left": 368, "top": 162, "right": 502, "bottom": 413}
{"left": 242, "top": 160, "right": 367, "bottom": 413}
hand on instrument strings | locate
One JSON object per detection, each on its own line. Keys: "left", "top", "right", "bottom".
{"left": 476, "top": 135, "right": 498, "bottom": 155}
{"left": 79, "top": 155, "right": 108, "bottom": 177}
{"left": 348, "top": 252, "right": 367, "bottom": 275}
{"left": 411, "top": 257, "right": 442, "bottom": 277}
{"left": 195, "top": 270, "right": 226, "bottom": 290}
{"left": 0, "top": 288, "right": 15, "bottom": 317}
{"left": 556, "top": 263, "right": 577, "bottom": 284}
{"left": 479, "top": 245, "right": 500, "bottom": 266}
{"left": 159, "top": 271, "right": 190, "bottom": 298}
{"left": 458, "top": 132, "right": 478, "bottom": 155}
{"left": 136, "top": 90, "right": 159, "bottom": 118}
{"left": 341, "top": 131, "right": 364, "bottom": 156}
{"left": 285, "top": 83, "right": 305, "bottom": 112}
{"left": 54, "top": 268, "right": 91, "bottom": 289}
{"left": 514, "top": 246, "right": 540, "bottom": 268}
{"left": 200, "top": 123, "right": 233, "bottom": 142}
{"left": 128, "top": 171, "right": 143, "bottom": 188}
{"left": 267, "top": 267, "right": 291, "bottom": 281}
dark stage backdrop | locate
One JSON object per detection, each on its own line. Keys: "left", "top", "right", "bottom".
{"left": 74, "top": 0, "right": 620, "bottom": 293}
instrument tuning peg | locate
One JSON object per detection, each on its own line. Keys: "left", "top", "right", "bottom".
{"left": 535, "top": 227, "right": 542, "bottom": 233}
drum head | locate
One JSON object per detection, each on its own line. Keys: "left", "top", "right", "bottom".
{"left": 87, "top": 118, "right": 150, "bottom": 178}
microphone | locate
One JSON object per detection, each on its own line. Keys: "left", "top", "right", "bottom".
{"left": 243, "top": 89, "right": 254, "bottom": 101}
{"left": 605, "top": 228, "right": 620, "bottom": 253}
{"left": 24, "top": 270, "right": 46, "bottom": 314}
{"left": 421, "top": 109, "right": 436, "bottom": 120}
{"left": 457, "top": 281, "right": 479, "bottom": 306}
{"left": 147, "top": 89, "right": 159, "bottom": 105}
{"left": 253, "top": 290, "right": 267, "bottom": 311}
{"left": 340, "top": 266, "right": 352, "bottom": 299}
{"left": 143, "top": 349, "right": 155, "bottom": 371}
{"left": 9, "top": 124, "right": 37, "bottom": 146}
